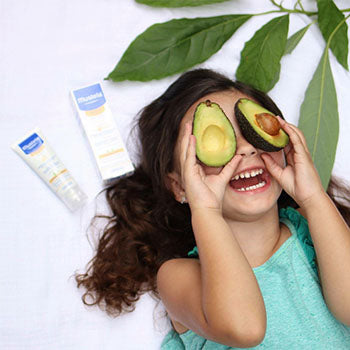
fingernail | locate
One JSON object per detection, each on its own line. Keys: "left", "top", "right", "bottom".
{"left": 278, "top": 116, "right": 287, "bottom": 125}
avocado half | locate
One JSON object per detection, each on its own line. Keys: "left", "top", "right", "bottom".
{"left": 193, "top": 100, "right": 236, "bottom": 167}
{"left": 234, "top": 98, "right": 289, "bottom": 152}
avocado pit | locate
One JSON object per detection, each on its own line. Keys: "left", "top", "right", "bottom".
{"left": 234, "top": 98, "right": 289, "bottom": 152}
{"left": 255, "top": 113, "right": 280, "bottom": 136}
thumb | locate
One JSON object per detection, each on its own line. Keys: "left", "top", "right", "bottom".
{"left": 220, "top": 154, "right": 242, "bottom": 183}
{"left": 261, "top": 153, "right": 284, "bottom": 184}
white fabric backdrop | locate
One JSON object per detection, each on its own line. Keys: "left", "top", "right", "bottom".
{"left": 1, "top": 0, "right": 349, "bottom": 349}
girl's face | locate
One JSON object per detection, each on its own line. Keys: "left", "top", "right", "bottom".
{"left": 173, "top": 89, "right": 285, "bottom": 221}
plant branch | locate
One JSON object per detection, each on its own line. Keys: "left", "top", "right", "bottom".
{"left": 269, "top": 0, "right": 317, "bottom": 16}
{"left": 253, "top": 9, "right": 315, "bottom": 18}
{"left": 294, "top": 0, "right": 305, "bottom": 12}
{"left": 269, "top": 0, "right": 350, "bottom": 16}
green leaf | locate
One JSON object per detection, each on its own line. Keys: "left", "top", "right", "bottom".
{"left": 316, "top": 0, "right": 349, "bottom": 70}
{"left": 298, "top": 49, "right": 339, "bottom": 189}
{"left": 235, "top": 15, "right": 289, "bottom": 93}
{"left": 284, "top": 23, "right": 312, "bottom": 55}
{"left": 135, "top": 0, "right": 232, "bottom": 7}
{"left": 107, "top": 15, "right": 252, "bottom": 82}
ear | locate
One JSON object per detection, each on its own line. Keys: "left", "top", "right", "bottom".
{"left": 166, "top": 171, "right": 185, "bottom": 203}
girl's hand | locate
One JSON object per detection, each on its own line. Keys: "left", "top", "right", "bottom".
{"left": 261, "top": 117, "right": 324, "bottom": 209}
{"left": 180, "top": 122, "right": 242, "bottom": 212}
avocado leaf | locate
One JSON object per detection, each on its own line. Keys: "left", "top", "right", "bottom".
{"left": 284, "top": 23, "right": 312, "bottom": 55}
{"left": 135, "top": 0, "right": 232, "bottom": 7}
{"left": 107, "top": 15, "right": 251, "bottom": 82}
{"left": 298, "top": 48, "right": 339, "bottom": 190}
{"left": 235, "top": 15, "right": 289, "bottom": 93}
{"left": 316, "top": 0, "right": 349, "bottom": 70}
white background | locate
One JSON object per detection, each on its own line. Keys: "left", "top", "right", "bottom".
{"left": 1, "top": 0, "right": 349, "bottom": 349}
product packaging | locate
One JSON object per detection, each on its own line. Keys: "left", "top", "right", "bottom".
{"left": 12, "top": 128, "right": 88, "bottom": 211}
{"left": 71, "top": 83, "right": 134, "bottom": 183}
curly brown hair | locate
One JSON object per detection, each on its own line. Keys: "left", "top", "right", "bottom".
{"left": 75, "top": 68, "right": 350, "bottom": 317}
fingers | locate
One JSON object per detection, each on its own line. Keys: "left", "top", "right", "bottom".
{"left": 180, "top": 122, "right": 194, "bottom": 168}
{"left": 219, "top": 154, "right": 243, "bottom": 183}
{"left": 186, "top": 134, "right": 197, "bottom": 168}
{"left": 276, "top": 116, "right": 310, "bottom": 156}
{"left": 283, "top": 143, "right": 295, "bottom": 167}
{"left": 277, "top": 117, "right": 313, "bottom": 174}
{"left": 261, "top": 152, "right": 284, "bottom": 184}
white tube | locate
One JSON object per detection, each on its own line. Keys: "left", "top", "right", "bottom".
{"left": 11, "top": 127, "right": 88, "bottom": 212}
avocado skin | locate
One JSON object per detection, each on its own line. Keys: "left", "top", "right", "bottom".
{"left": 193, "top": 100, "right": 236, "bottom": 167}
{"left": 234, "top": 98, "right": 288, "bottom": 152}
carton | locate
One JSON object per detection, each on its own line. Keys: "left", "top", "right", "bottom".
{"left": 71, "top": 83, "right": 134, "bottom": 183}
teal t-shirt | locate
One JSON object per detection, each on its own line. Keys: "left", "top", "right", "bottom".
{"left": 161, "top": 207, "right": 350, "bottom": 349}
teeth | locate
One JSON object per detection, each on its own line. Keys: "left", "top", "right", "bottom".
{"left": 232, "top": 168, "right": 264, "bottom": 181}
{"left": 237, "top": 181, "right": 266, "bottom": 192}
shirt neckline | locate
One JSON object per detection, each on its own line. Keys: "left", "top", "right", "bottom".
{"left": 253, "top": 218, "right": 297, "bottom": 273}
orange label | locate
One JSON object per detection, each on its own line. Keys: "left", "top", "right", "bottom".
{"left": 85, "top": 105, "right": 105, "bottom": 116}
{"left": 98, "top": 148, "right": 124, "bottom": 159}
{"left": 49, "top": 169, "right": 68, "bottom": 183}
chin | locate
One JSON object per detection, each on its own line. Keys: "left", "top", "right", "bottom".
{"left": 223, "top": 181, "right": 282, "bottom": 221}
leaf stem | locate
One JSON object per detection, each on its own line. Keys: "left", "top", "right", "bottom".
{"left": 294, "top": 0, "right": 305, "bottom": 12}
{"left": 326, "top": 14, "right": 350, "bottom": 50}
{"left": 269, "top": 0, "right": 316, "bottom": 16}
{"left": 252, "top": 9, "right": 284, "bottom": 17}
{"left": 269, "top": 0, "right": 350, "bottom": 16}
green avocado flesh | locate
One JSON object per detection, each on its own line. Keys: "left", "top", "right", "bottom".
{"left": 193, "top": 100, "right": 236, "bottom": 167}
{"left": 234, "top": 98, "right": 289, "bottom": 152}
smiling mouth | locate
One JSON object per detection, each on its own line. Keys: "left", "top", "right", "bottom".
{"left": 229, "top": 168, "right": 269, "bottom": 192}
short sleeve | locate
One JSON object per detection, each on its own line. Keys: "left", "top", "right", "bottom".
{"left": 279, "top": 206, "right": 318, "bottom": 275}
{"left": 161, "top": 329, "right": 185, "bottom": 350}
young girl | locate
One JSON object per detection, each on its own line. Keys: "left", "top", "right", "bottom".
{"left": 76, "top": 69, "right": 350, "bottom": 349}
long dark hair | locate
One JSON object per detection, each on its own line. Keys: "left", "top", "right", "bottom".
{"left": 75, "top": 68, "right": 350, "bottom": 316}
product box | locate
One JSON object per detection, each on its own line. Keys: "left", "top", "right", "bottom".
{"left": 71, "top": 83, "right": 134, "bottom": 183}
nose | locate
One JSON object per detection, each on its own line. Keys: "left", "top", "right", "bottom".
{"left": 236, "top": 136, "right": 258, "bottom": 157}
